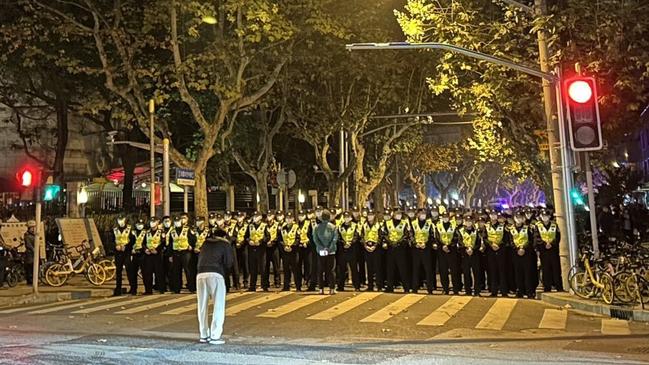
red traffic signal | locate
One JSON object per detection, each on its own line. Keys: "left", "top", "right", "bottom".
{"left": 564, "top": 76, "right": 602, "bottom": 151}
{"left": 15, "top": 166, "right": 41, "bottom": 189}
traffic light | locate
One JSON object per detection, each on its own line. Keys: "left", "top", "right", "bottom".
{"left": 564, "top": 76, "right": 603, "bottom": 151}
{"left": 570, "top": 188, "right": 585, "bottom": 206}
{"left": 43, "top": 184, "right": 61, "bottom": 201}
{"left": 15, "top": 166, "right": 40, "bottom": 189}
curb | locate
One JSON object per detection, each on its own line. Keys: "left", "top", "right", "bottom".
{"left": 0, "top": 288, "right": 113, "bottom": 307}
{"left": 540, "top": 292, "right": 649, "bottom": 322}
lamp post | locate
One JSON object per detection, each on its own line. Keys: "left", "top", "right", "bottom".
{"left": 149, "top": 99, "right": 156, "bottom": 217}
{"left": 78, "top": 185, "right": 89, "bottom": 217}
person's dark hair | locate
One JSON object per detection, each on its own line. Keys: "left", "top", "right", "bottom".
{"left": 211, "top": 228, "right": 227, "bottom": 238}
{"left": 321, "top": 209, "right": 331, "bottom": 222}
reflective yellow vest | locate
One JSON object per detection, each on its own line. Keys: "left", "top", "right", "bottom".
{"left": 485, "top": 223, "right": 505, "bottom": 246}
{"left": 267, "top": 222, "right": 279, "bottom": 242}
{"left": 146, "top": 230, "right": 161, "bottom": 250}
{"left": 226, "top": 223, "right": 237, "bottom": 238}
{"left": 459, "top": 228, "right": 477, "bottom": 249}
{"left": 194, "top": 229, "right": 209, "bottom": 250}
{"left": 133, "top": 230, "right": 146, "bottom": 251}
{"left": 236, "top": 224, "right": 248, "bottom": 245}
{"left": 536, "top": 222, "right": 557, "bottom": 244}
{"left": 411, "top": 219, "right": 432, "bottom": 249}
{"left": 249, "top": 223, "right": 267, "bottom": 246}
{"left": 114, "top": 226, "right": 131, "bottom": 246}
{"left": 386, "top": 220, "right": 406, "bottom": 245}
{"left": 340, "top": 223, "right": 357, "bottom": 248}
{"left": 335, "top": 216, "right": 344, "bottom": 228}
{"left": 363, "top": 222, "right": 381, "bottom": 243}
{"left": 281, "top": 224, "right": 299, "bottom": 252}
{"left": 509, "top": 225, "right": 529, "bottom": 249}
{"left": 171, "top": 227, "right": 190, "bottom": 250}
{"left": 436, "top": 221, "right": 456, "bottom": 246}
{"left": 299, "top": 220, "right": 310, "bottom": 246}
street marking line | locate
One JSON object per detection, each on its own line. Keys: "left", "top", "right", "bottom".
{"left": 29, "top": 296, "right": 127, "bottom": 314}
{"left": 475, "top": 298, "right": 517, "bottom": 330}
{"left": 308, "top": 292, "right": 383, "bottom": 321}
{"left": 225, "top": 292, "right": 292, "bottom": 316}
{"left": 257, "top": 294, "right": 328, "bottom": 318}
{"left": 601, "top": 319, "right": 631, "bottom": 335}
{"left": 360, "top": 294, "right": 425, "bottom": 323}
{"left": 0, "top": 300, "right": 83, "bottom": 314}
{"left": 69, "top": 295, "right": 170, "bottom": 314}
{"left": 538, "top": 309, "right": 567, "bottom": 330}
{"left": 115, "top": 295, "right": 195, "bottom": 314}
{"left": 160, "top": 292, "right": 254, "bottom": 315}
{"left": 417, "top": 296, "right": 472, "bottom": 326}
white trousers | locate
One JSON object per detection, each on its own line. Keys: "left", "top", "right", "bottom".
{"left": 196, "top": 272, "right": 226, "bottom": 340}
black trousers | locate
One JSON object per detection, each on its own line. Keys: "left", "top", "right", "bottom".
{"left": 162, "top": 253, "right": 173, "bottom": 293}
{"left": 386, "top": 245, "right": 411, "bottom": 292}
{"left": 152, "top": 250, "right": 165, "bottom": 293}
{"left": 247, "top": 245, "right": 266, "bottom": 290}
{"left": 24, "top": 261, "right": 33, "bottom": 285}
{"left": 337, "top": 245, "right": 361, "bottom": 290}
{"left": 487, "top": 248, "right": 509, "bottom": 295}
{"left": 411, "top": 246, "right": 435, "bottom": 294}
{"left": 318, "top": 254, "right": 335, "bottom": 290}
{"left": 281, "top": 249, "right": 301, "bottom": 290}
{"left": 142, "top": 252, "right": 163, "bottom": 294}
{"left": 298, "top": 246, "right": 313, "bottom": 289}
{"left": 438, "top": 247, "right": 462, "bottom": 294}
{"left": 114, "top": 250, "right": 133, "bottom": 294}
{"left": 170, "top": 250, "right": 195, "bottom": 293}
{"left": 0, "top": 255, "right": 7, "bottom": 287}
{"left": 263, "top": 245, "right": 281, "bottom": 289}
{"left": 478, "top": 251, "right": 488, "bottom": 291}
{"left": 513, "top": 248, "right": 536, "bottom": 298}
{"left": 364, "top": 248, "right": 384, "bottom": 291}
{"left": 225, "top": 244, "right": 240, "bottom": 292}
{"left": 540, "top": 248, "right": 563, "bottom": 291}
{"left": 461, "top": 250, "right": 481, "bottom": 295}
{"left": 127, "top": 253, "right": 143, "bottom": 294}
{"left": 430, "top": 248, "right": 438, "bottom": 291}
{"left": 505, "top": 247, "right": 517, "bottom": 293}
{"left": 236, "top": 245, "right": 248, "bottom": 286}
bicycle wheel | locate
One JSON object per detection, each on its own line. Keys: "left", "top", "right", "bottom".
{"left": 86, "top": 264, "right": 106, "bottom": 286}
{"left": 613, "top": 271, "right": 635, "bottom": 304}
{"left": 45, "top": 264, "right": 69, "bottom": 287}
{"left": 98, "top": 259, "right": 116, "bottom": 281}
{"left": 6, "top": 270, "right": 18, "bottom": 287}
{"left": 570, "top": 271, "right": 595, "bottom": 299}
{"left": 600, "top": 273, "right": 614, "bottom": 305}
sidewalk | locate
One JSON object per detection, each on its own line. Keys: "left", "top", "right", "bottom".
{"left": 0, "top": 277, "right": 114, "bottom": 307}
{"left": 540, "top": 292, "right": 649, "bottom": 322}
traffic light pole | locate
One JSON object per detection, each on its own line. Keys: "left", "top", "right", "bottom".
{"left": 32, "top": 185, "right": 41, "bottom": 295}
{"left": 149, "top": 100, "right": 156, "bottom": 218}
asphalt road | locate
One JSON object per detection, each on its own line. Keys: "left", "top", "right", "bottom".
{"left": 1, "top": 290, "right": 648, "bottom": 364}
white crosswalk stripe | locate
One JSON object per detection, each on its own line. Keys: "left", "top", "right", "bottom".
{"left": 225, "top": 292, "right": 293, "bottom": 316}
{"left": 0, "top": 299, "right": 83, "bottom": 314}
{"left": 417, "top": 296, "right": 472, "bottom": 326}
{"left": 600, "top": 318, "right": 631, "bottom": 335}
{"left": 475, "top": 298, "right": 517, "bottom": 330}
{"left": 71, "top": 295, "right": 169, "bottom": 314}
{"left": 257, "top": 294, "right": 328, "bottom": 318}
{"left": 160, "top": 292, "right": 254, "bottom": 315}
{"left": 29, "top": 296, "right": 127, "bottom": 314}
{"left": 360, "top": 294, "right": 425, "bottom": 323}
{"left": 115, "top": 295, "right": 196, "bottom": 314}
{"left": 538, "top": 309, "right": 567, "bottom": 330}
{"left": 308, "top": 292, "right": 383, "bottom": 321}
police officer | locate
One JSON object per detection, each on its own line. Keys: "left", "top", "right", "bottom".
{"left": 280, "top": 212, "right": 301, "bottom": 291}
{"left": 23, "top": 220, "right": 36, "bottom": 286}
{"left": 333, "top": 205, "right": 344, "bottom": 227}
{"left": 410, "top": 208, "right": 435, "bottom": 294}
{"left": 457, "top": 213, "right": 483, "bottom": 296}
{"left": 508, "top": 211, "right": 536, "bottom": 298}
{"left": 307, "top": 208, "right": 321, "bottom": 291}
{"left": 112, "top": 216, "right": 134, "bottom": 296}
{"left": 337, "top": 212, "right": 361, "bottom": 292}
{"left": 143, "top": 217, "right": 163, "bottom": 295}
{"left": 160, "top": 216, "right": 173, "bottom": 293}
{"left": 361, "top": 210, "right": 383, "bottom": 292}
{"left": 296, "top": 210, "right": 313, "bottom": 291}
{"left": 383, "top": 207, "right": 411, "bottom": 293}
{"left": 351, "top": 206, "right": 367, "bottom": 287}
{"left": 128, "top": 218, "right": 147, "bottom": 295}
{"left": 219, "top": 213, "right": 240, "bottom": 291}
{"left": 247, "top": 211, "right": 268, "bottom": 291}
{"left": 484, "top": 211, "right": 509, "bottom": 297}
{"left": 436, "top": 211, "right": 461, "bottom": 295}
{"left": 264, "top": 210, "right": 281, "bottom": 290}
{"left": 234, "top": 212, "right": 249, "bottom": 289}
{"left": 169, "top": 216, "right": 195, "bottom": 294}
{"left": 535, "top": 209, "right": 563, "bottom": 292}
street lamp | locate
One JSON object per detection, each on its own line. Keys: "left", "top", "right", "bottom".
{"left": 78, "top": 186, "right": 88, "bottom": 217}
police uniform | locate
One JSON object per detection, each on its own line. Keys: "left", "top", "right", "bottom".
{"left": 296, "top": 211, "right": 313, "bottom": 290}
{"left": 361, "top": 212, "right": 384, "bottom": 292}
{"left": 383, "top": 209, "right": 411, "bottom": 293}
{"left": 169, "top": 217, "right": 196, "bottom": 293}
{"left": 456, "top": 216, "right": 483, "bottom": 296}
{"left": 128, "top": 220, "right": 147, "bottom": 295}
{"left": 337, "top": 212, "right": 361, "bottom": 291}
{"left": 142, "top": 218, "right": 163, "bottom": 294}
{"left": 508, "top": 216, "right": 537, "bottom": 298}
{"left": 247, "top": 212, "right": 269, "bottom": 291}
{"left": 483, "top": 215, "right": 510, "bottom": 296}
{"left": 410, "top": 211, "right": 435, "bottom": 294}
{"left": 233, "top": 212, "right": 249, "bottom": 288}
{"left": 280, "top": 213, "right": 301, "bottom": 291}
{"left": 352, "top": 206, "right": 367, "bottom": 286}
{"left": 222, "top": 213, "right": 241, "bottom": 291}
{"left": 263, "top": 211, "right": 282, "bottom": 290}
{"left": 112, "top": 217, "right": 135, "bottom": 296}
{"left": 160, "top": 216, "right": 174, "bottom": 293}
{"left": 436, "top": 214, "right": 462, "bottom": 294}
{"left": 535, "top": 211, "right": 563, "bottom": 292}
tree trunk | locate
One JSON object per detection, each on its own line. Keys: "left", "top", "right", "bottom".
{"left": 194, "top": 172, "right": 208, "bottom": 217}
{"left": 374, "top": 182, "right": 386, "bottom": 213}
{"left": 254, "top": 172, "right": 270, "bottom": 212}
{"left": 52, "top": 96, "right": 69, "bottom": 184}
{"left": 413, "top": 179, "right": 427, "bottom": 208}
{"left": 328, "top": 180, "right": 342, "bottom": 208}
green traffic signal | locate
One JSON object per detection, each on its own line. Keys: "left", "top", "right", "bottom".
{"left": 43, "top": 184, "right": 61, "bottom": 201}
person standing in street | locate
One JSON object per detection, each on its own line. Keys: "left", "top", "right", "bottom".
{"left": 410, "top": 208, "right": 435, "bottom": 295}
{"left": 247, "top": 211, "right": 268, "bottom": 292}
{"left": 0, "top": 237, "right": 7, "bottom": 289}
{"left": 313, "top": 209, "right": 338, "bottom": 295}
{"left": 23, "top": 220, "right": 36, "bottom": 286}
{"left": 535, "top": 209, "right": 563, "bottom": 292}
{"left": 143, "top": 217, "right": 163, "bottom": 295}
{"left": 196, "top": 227, "right": 234, "bottom": 345}
{"left": 112, "top": 216, "right": 134, "bottom": 296}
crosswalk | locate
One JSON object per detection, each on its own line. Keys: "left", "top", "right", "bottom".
{"left": 0, "top": 292, "right": 635, "bottom": 335}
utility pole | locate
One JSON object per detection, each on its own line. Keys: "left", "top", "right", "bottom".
{"left": 163, "top": 138, "right": 170, "bottom": 217}
{"left": 32, "top": 184, "right": 42, "bottom": 295}
{"left": 149, "top": 99, "right": 156, "bottom": 218}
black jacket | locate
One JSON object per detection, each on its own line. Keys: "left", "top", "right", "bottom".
{"left": 197, "top": 236, "right": 234, "bottom": 276}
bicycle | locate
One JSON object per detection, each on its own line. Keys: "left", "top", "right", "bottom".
{"left": 625, "top": 271, "right": 649, "bottom": 309}
{"left": 569, "top": 250, "right": 615, "bottom": 304}
{"left": 44, "top": 244, "right": 106, "bottom": 287}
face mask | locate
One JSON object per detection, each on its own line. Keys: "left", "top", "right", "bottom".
{"left": 525, "top": 213, "right": 533, "bottom": 219}
{"left": 362, "top": 211, "right": 368, "bottom": 218}
{"left": 267, "top": 215, "right": 275, "bottom": 221}
{"left": 541, "top": 216, "right": 550, "bottom": 223}
{"left": 209, "top": 218, "right": 217, "bottom": 226}
{"left": 464, "top": 221, "right": 473, "bottom": 228}
{"left": 336, "top": 209, "right": 342, "bottom": 215}
{"left": 174, "top": 221, "right": 182, "bottom": 228}
{"left": 277, "top": 215, "right": 284, "bottom": 222}
{"left": 136, "top": 224, "right": 144, "bottom": 230}
{"left": 442, "top": 217, "right": 450, "bottom": 223}
{"left": 497, "top": 218, "right": 506, "bottom": 224}
{"left": 368, "top": 215, "right": 375, "bottom": 222}
{"left": 163, "top": 221, "right": 171, "bottom": 229}
{"left": 489, "top": 214, "right": 498, "bottom": 221}
{"left": 393, "top": 214, "right": 402, "bottom": 220}
{"left": 237, "top": 217, "right": 244, "bottom": 223}
{"left": 286, "top": 218, "right": 294, "bottom": 225}
{"left": 216, "top": 219, "right": 224, "bottom": 227}
{"left": 418, "top": 214, "right": 427, "bottom": 220}
{"left": 315, "top": 211, "right": 322, "bottom": 219}
{"left": 514, "top": 217, "right": 524, "bottom": 224}
{"left": 150, "top": 222, "right": 158, "bottom": 229}
{"left": 181, "top": 217, "right": 188, "bottom": 225}
{"left": 431, "top": 212, "right": 439, "bottom": 219}
{"left": 197, "top": 221, "right": 205, "bottom": 229}
{"left": 254, "top": 216, "right": 262, "bottom": 223}
{"left": 298, "top": 215, "right": 306, "bottom": 222}
{"left": 344, "top": 218, "right": 352, "bottom": 224}
{"left": 117, "top": 219, "right": 126, "bottom": 228}
{"left": 352, "top": 212, "right": 360, "bottom": 218}
{"left": 224, "top": 215, "right": 231, "bottom": 221}
{"left": 456, "top": 219, "right": 463, "bottom": 225}
{"left": 407, "top": 212, "right": 415, "bottom": 219}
